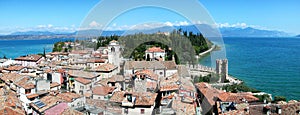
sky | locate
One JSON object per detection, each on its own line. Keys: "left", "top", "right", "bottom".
{"left": 0, "top": 0, "right": 299, "bottom": 34}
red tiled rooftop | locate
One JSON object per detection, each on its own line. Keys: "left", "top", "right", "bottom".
{"left": 50, "top": 82, "right": 60, "bottom": 88}
{"left": 92, "top": 86, "right": 114, "bottom": 96}
{"left": 4, "top": 65, "right": 24, "bottom": 71}
{"left": 15, "top": 55, "right": 42, "bottom": 62}
{"left": 44, "top": 102, "right": 68, "bottom": 115}
{"left": 57, "top": 69, "right": 65, "bottom": 73}
{"left": 109, "top": 91, "right": 125, "bottom": 103}
{"left": 159, "top": 73, "right": 180, "bottom": 91}
{"left": 87, "top": 59, "right": 106, "bottom": 63}
{"left": 110, "top": 91, "right": 157, "bottom": 106}
{"left": 135, "top": 69, "right": 158, "bottom": 81}
{"left": 26, "top": 94, "right": 39, "bottom": 99}
{"left": 74, "top": 77, "right": 91, "bottom": 85}
{"left": 0, "top": 73, "right": 23, "bottom": 84}
{"left": 146, "top": 46, "right": 165, "bottom": 52}
{"left": 94, "top": 63, "right": 117, "bottom": 72}
{"left": 56, "top": 92, "right": 82, "bottom": 102}
{"left": 15, "top": 77, "right": 35, "bottom": 89}
{"left": 68, "top": 70, "right": 99, "bottom": 79}
{"left": 195, "top": 82, "right": 224, "bottom": 106}
{"left": 61, "top": 108, "right": 83, "bottom": 115}
{"left": 218, "top": 92, "right": 259, "bottom": 103}
{"left": 30, "top": 95, "right": 62, "bottom": 113}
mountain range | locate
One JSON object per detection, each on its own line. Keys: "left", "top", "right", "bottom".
{"left": 0, "top": 24, "right": 294, "bottom": 40}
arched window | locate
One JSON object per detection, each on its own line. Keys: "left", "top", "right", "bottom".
{"left": 111, "top": 47, "right": 115, "bottom": 52}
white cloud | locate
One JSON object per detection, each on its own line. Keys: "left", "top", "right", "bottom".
{"left": 177, "top": 21, "right": 189, "bottom": 26}
{"left": 215, "top": 22, "right": 265, "bottom": 29}
{"left": 48, "top": 24, "right": 53, "bottom": 28}
{"left": 164, "top": 22, "right": 173, "bottom": 26}
{"left": 164, "top": 21, "right": 190, "bottom": 26}
{"left": 89, "top": 21, "right": 101, "bottom": 27}
{"left": 0, "top": 24, "right": 80, "bottom": 34}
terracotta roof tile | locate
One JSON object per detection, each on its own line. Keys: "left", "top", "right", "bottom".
{"left": 109, "top": 91, "right": 125, "bottom": 103}
{"left": 4, "top": 65, "right": 25, "bottom": 71}
{"left": 15, "top": 55, "right": 42, "bottom": 62}
{"left": 218, "top": 92, "right": 259, "bottom": 103}
{"left": 124, "top": 61, "right": 176, "bottom": 70}
{"left": 68, "top": 70, "right": 99, "bottom": 79}
{"left": 129, "top": 92, "right": 157, "bottom": 106}
{"left": 195, "top": 82, "right": 223, "bottom": 106}
{"left": 0, "top": 107, "right": 25, "bottom": 115}
{"left": 86, "top": 99, "right": 122, "bottom": 114}
{"left": 74, "top": 77, "right": 91, "bottom": 85}
{"left": 30, "top": 95, "right": 62, "bottom": 113}
{"left": 61, "top": 108, "right": 84, "bottom": 115}
{"left": 92, "top": 86, "right": 114, "bottom": 96}
{"left": 56, "top": 92, "right": 82, "bottom": 102}
{"left": 87, "top": 59, "right": 106, "bottom": 63}
{"left": 26, "top": 94, "right": 39, "bottom": 99}
{"left": 93, "top": 63, "right": 117, "bottom": 72}
{"left": 50, "top": 82, "right": 60, "bottom": 88}
{"left": 159, "top": 73, "right": 180, "bottom": 91}
{"left": 249, "top": 102, "right": 300, "bottom": 115}
{"left": 134, "top": 69, "right": 158, "bottom": 81}
{"left": 145, "top": 47, "right": 165, "bottom": 52}
{"left": 172, "top": 98, "right": 196, "bottom": 115}
{"left": 0, "top": 73, "right": 23, "bottom": 84}
{"left": 109, "top": 91, "right": 157, "bottom": 106}
{"left": 15, "top": 77, "right": 35, "bottom": 89}
{"left": 0, "top": 89, "right": 25, "bottom": 115}
{"left": 44, "top": 102, "right": 68, "bottom": 115}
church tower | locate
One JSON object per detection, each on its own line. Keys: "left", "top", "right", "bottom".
{"left": 108, "top": 40, "right": 121, "bottom": 72}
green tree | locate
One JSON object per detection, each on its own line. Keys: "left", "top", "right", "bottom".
{"left": 274, "top": 96, "right": 286, "bottom": 102}
{"left": 43, "top": 47, "right": 46, "bottom": 58}
{"left": 223, "top": 83, "right": 260, "bottom": 93}
{"left": 3, "top": 55, "right": 7, "bottom": 59}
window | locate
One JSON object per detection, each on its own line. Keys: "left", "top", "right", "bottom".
{"left": 159, "top": 72, "right": 163, "bottom": 75}
{"left": 80, "top": 85, "right": 84, "bottom": 89}
{"left": 124, "top": 108, "right": 128, "bottom": 114}
{"left": 25, "top": 89, "right": 31, "bottom": 94}
{"left": 141, "top": 109, "right": 145, "bottom": 114}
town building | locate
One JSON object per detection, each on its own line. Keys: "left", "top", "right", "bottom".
{"left": 145, "top": 46, "right": 166, "bottom": 61}
{"left": 14, "top": 55, "right": 43, "bottom": 67}
{"left": 123, "top": 61, "right": 177, "bottom": 78}
{"left": 92, "top": 86, "right": 115, "bottom": 100}
{"left": 91, "top": 63, "right": 118, "bottom": 78}
{"left": 56, "top": 92, "right": 85, "bottom": 108}
{"left": 110, "top": 91, "right": 158, "bottom": 115}
{"left": 73, "top": 77, "right": 92, "bottom": 95}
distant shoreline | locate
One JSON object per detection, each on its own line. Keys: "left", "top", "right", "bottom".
{"left": 198, "top": 45, "right": 216, "bottom": 57}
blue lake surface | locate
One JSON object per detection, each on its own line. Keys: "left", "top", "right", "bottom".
{"left": 0, "top": 38, "right": 74, "bottom": 59}
{"left": 200, "top": 37, "right": 300, "bottom": 100}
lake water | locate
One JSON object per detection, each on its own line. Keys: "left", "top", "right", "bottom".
{"left": 199, "top": 37, "right": 300, "bottom": 100}
{"left": 0, "top": 38, "right": 74, "bottom": 59}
